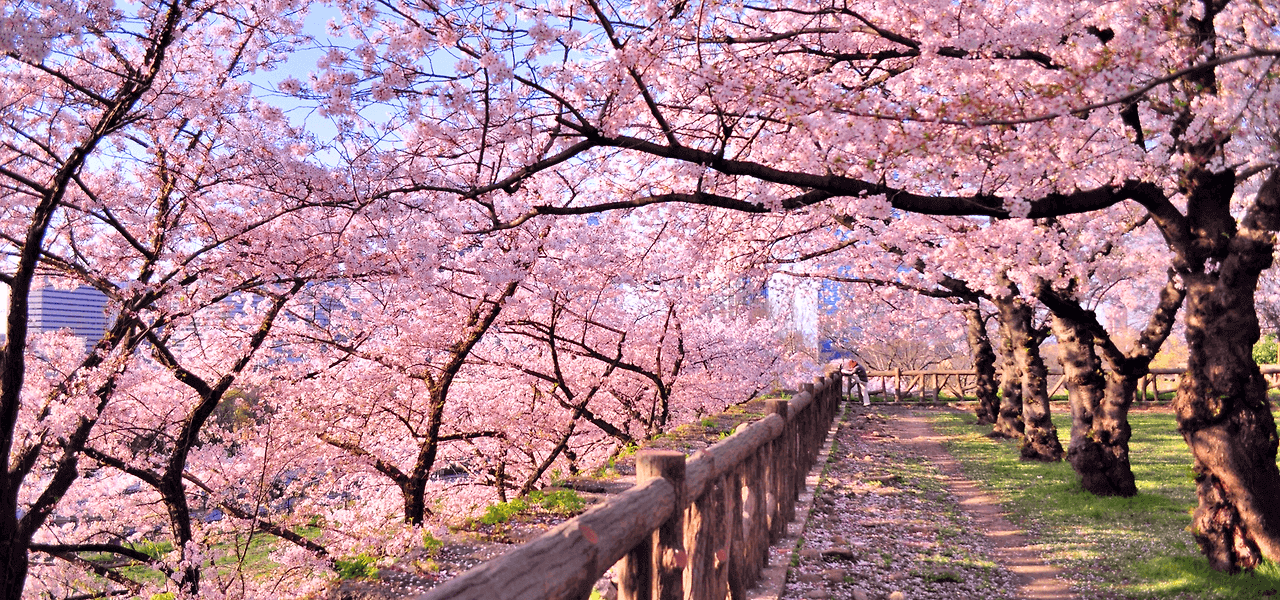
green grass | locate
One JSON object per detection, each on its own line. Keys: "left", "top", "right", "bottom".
{"left": 335, "top": 553, "right": 380, "bottom": 580}
{"left": 80, "top": 524, "right": 325, "bottom": 593}
{"left": 473, "top": 489, "right": 587, "bottom": 527}
{"left": 930, "top": 409, "right": 1280, "bottom": 599}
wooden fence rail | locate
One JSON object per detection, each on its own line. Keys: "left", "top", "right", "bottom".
{"left": 415, "top": 373, "right": 845, "bottom": 600}
{"left": 866, "top": 365, "right": 1280, "bottom": 402}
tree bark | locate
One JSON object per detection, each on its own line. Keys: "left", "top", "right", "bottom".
{"left": 965, "top": 306, "right": 999, "bottom": 425}
{"left": 0, "top": 541, "right": 28, "bottom": 600}
{"left": 994, "top": 278, "right": 1062, "bottom": 461}
{"left": 1036, "top": 266, "right": 1185, "bottom": 498}
{"left": 1051, "top": 314, "right": 1138, "bottom": 496}
{"left": 1134, "top": 165, "right": 1280, "bottom": 571}
{"left": 993, "top": 313, "right": 1024, "bottom": 439}
{"left": 1178, "top": 266, "right": 1280, "bottom": 571}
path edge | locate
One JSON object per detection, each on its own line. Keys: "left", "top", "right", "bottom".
{"left": 746, "top": 402, "right": 848, "bottom": 600}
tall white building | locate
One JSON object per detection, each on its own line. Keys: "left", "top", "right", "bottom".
{"left": 767, "top": 272, "right": 819, "bottom": 353}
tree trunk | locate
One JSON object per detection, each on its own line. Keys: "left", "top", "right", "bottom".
{"left": 993, "top": 314, "right": 1024, "bottom": 439}
{"left": 994, "top": 279, "right": 1063, "bottom": 461}
{"left": 404, "top": 478, "right": 430, "bottom": 526}
{"left": 0, "top": 527, "right": 28, "bottom": 600}
{"left": 1136, "top": 166, "right": 1280, "bottom": 571}
{"left": 965, "top": 306, "right": 999, "bottom": 424}
{"left": 1052, "top": 314, "right": 1137, "bottom": 496}
{"left": 1177, "top": 268, "right": 1280, "bottom": 571}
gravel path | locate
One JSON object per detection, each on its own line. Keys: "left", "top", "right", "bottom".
{"left": 781, "top": 406, "right": 1071, "bottom": 600}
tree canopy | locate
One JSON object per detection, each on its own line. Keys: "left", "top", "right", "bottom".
{"left": 2, "top": 0, "right": 1280, "bottom": 596}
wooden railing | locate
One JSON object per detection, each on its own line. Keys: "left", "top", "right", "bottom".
{"left": 865, "top": 365, "right": 1280, "bottom": 402}
{"left": 415, "top": 374, "right": 844, "bottom": 600}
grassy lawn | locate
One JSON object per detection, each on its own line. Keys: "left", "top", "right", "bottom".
{"left": 929, "top": 408, "right": 1280, "bottom": 599}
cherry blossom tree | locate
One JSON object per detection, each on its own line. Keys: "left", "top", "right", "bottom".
{"left": 273, "top": 223, "right": 540, "bottom": 527}
{"left": 0, "top": 1, "right": 209, "bottom": 594}
{"left": 0, "top": 0, "right": 371, "bottom": 595}
{"left": 1029, "top": 214, "right": 1185, "bottom": 496}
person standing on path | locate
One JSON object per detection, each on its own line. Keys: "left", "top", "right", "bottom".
{"left": 842, "top": 358, "right": 871, "bottom": 406}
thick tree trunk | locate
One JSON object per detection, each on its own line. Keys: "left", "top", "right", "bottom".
{"left": 404, "top": 479, "right": 430, "bottom": 526}
{"left": 1052, "top": 314, "right": 1137, "bottom": 496}
{"left": 1137, "top": 167, "right": 1280, "bottom": 571}
{"left": 994, "top": 281, "right": 1063, "bottom": 461}
{"left": 0, "top": 532, "right": 28, "bottom": 600}
{"left": 965, "top": 306, "right": 999, "bottom": 424}
{"left": 993, "top": 315, "right": 1024, "bottom": 439}
{"left": 1177, "top": 269, "right": 1280, "bottom": 571}
{"left": 1094, "top": 373, "right": 1140, "bottom": 494}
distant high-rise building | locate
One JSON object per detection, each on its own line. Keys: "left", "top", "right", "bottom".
{"left": 0, "top": 284, "right": 109, "bottom": 348}
{"left": 32, "top": 286, "right": 109, "bottom": 345}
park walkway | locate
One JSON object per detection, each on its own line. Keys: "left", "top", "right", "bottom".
{"left": 334, "top": 400, "right": 1074, "bottom": 600}
{"left": 776, "top": 405, "right": 1073, "bottom": 600}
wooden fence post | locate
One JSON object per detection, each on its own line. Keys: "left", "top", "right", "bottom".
{"left": 685, "top": 464, "right": 728, "bottom": 600}
{"left": 748, "top": 451, "right": 768, "bottom": 578}
{"left": 621, "top": 451, "right": 686, "bottom": 600}
{"left": 894, "top": 368, "right": 903, "bottom": 403}
{"left": 765, "top": 398, "right": 790, "bottom": 541}
{"left": 829, "top": 373, "right": 840, "bottom": 416}
{"left": 727, "top": 458, "right": 748, "bottom": 600}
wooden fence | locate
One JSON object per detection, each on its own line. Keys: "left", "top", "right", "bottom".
{"left": 415, "top": 373, "right": 844, "bottom": 600}
{"left": 865, "top": 365, "right": 1280, "bottom": 402}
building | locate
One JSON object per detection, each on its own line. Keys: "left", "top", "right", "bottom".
{"left": 0, "top": 284, "right": 110, "bottom": 348}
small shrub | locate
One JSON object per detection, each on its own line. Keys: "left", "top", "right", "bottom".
{"left": 479, "top": 497, "right": 529, "bottom": 525}
{"left": 1255, "top": 334, "right": 1278, "bottom": 365}
{"left": 921, "top": 569, "right": 964, "bottom": 583}
{"left": 422, "top": 532, "right": 444, "bottom": 556}
{"left": 475, "top": 489, "right": 586, "bottom": 528}
{"left": 335, "top": 553, "right": 379, "bottom": 580}
{"left": 534, "top": 489, "right": 586, "bottom": 515}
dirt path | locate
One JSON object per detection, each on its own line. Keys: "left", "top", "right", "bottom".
{"left": 887, "top": 408, "right": 1074, "bottom": 600}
